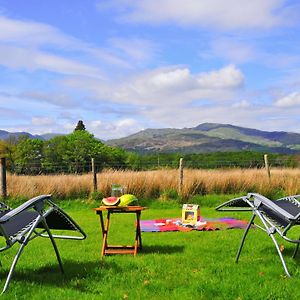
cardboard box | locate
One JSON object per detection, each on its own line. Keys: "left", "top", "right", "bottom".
{"left": 182, "top": 204, "right": 200, "bottom": 225}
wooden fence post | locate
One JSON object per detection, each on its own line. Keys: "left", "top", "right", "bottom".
{"left": 264, "top": 154, "right": 271, "bottom": 181}
{"left": 91, "top": 158, "right": 98, "bottom": 192}
{"left": 179, "top": 158, "right": 184, "bottom": 195}
{"left": 0, "top": 158, "right": 7, "bottom": 198}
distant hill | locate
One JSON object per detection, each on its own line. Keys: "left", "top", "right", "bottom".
{"left": 0, "top": 130, "right": 62, "bottom": 141}
{"left": 39, "top": 133, "right": 64, "bottom": 140}
{"left": 106, "top": 123, "right": 300, "bottom": 154}
{"left": 2, "top": 123, "right": 300, "bottom": 154}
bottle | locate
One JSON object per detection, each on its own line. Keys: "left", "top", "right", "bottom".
{"left": 111, "top": 184, "right": 123, "bottom": 197}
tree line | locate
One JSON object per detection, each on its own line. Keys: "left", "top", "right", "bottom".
{"left": 125, "top": 151, "right": 298, "bottom": 170}
{"left": 0, "top": 129, "right": 127, "bottom": 174}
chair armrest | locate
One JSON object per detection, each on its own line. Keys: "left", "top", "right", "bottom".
{"left": 215, "top": 196, "right": 253, "bottom": 211}
{"left": 0, "top": 195, "right": 52, "bottom": 223}
{"left": 248, "top": 193, "right": 296, "bottom": 220}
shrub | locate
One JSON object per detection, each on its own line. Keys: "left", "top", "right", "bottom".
{"left": 89, "top": 191, "right": 104, "bottom": 202}
{"left": 159, "top": 188, "right": 179, "bottom": 201}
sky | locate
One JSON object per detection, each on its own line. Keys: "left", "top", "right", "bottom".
{"left": 0, "top": 0, "right": 300, "bottom": 140}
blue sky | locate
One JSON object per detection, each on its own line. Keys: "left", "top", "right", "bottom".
{"left": 1, "top": 0, "right": 300, "bottom": 139}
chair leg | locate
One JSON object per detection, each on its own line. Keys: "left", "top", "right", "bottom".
{"left": 2, "top": 216, "right": 43, "bottom": 294}
{"left": 2, "top": 219, "right": 64, "bottom": 294}
{"left": 236, "top": 214, "right": 256, "bottom": 263}
{"left": 42, "top": 220, "right": 64, "bottom": 274}
{"left": 2, "top": 243, "right": 26, "bottom": 294}
{"left": 269, "top": 233, "right": 291, "bottom": 277}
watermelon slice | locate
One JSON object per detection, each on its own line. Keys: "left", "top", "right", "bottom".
{"left": 102, "top": 196, "right": 120, "bottom": 206}
{"left": 118, "top": 194, "right": 138, "bottom": 206}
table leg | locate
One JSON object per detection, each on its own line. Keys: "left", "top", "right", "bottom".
{"left": 99, "top": 211, "right": 105, "bottom": 237}
{"left": 134, "top": 211, "right": 142, "bottom": 256}
{"left": 101, "top": 211, "right": 111, "bottom": 257}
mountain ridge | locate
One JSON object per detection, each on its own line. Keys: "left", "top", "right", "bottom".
{"left": 106, "top": 122, "right": 300, "bottom": 154}
{"left": 1, "top": 123, "right": 300, "bottom": 154}
{"left": 0, "top": 130, "right": 61, "bottom": 141}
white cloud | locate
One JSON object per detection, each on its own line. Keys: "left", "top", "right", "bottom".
{"left": 0, "top": 15, "right": 157, "bottom": 77}
{"left": 232, "top": 100, "right": 250, "bottom": 108}
{"left": 109, "top": 37, "right": 158, "bottom": 64}
{"left": 274, "top": 92, "right": 300, "bottom": 107}
{"left": 34, "top": 51, "right": 102, "bottom": 77}
{"left": 98, "top": 0, "right": 292, "bottom": 30}
{"left": 82, "top": 118, "right": 144, "bottom": 139}
{"left": 197, "top": 65, "right": 244, "bottom": 89}
{"left": 31, "top": 117, "right": 54, "bottom": 126}
{"left": 207, "top": 37, "right": 300, "bottom": 69}
{"left": 0, "top": 45, "right": 103, "bottom": 77}
{"left": 63, "top": 64, "right": 244, "bottom": 107}
{"left": 0, "top": 15, "right": 76, "bottom": 47}
{"left": 210, "top": 38, "right": 256, "bottom": 64}
{"left": 20, "top": 91, "right": 76, "bottom": 108}
{"left": 146, "top": 68, "right": 194, "bottom": 91}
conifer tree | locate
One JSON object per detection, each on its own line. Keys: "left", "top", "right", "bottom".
{"left": 74, "top": 120, "right": 86, "bottom": 131}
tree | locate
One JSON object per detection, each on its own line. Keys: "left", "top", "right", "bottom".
{"left": 14, "top": 137, "right": 44, "bottom": 174}
{"left": 74, "top": 120, "right": 86, "bottom": 131}
{"left": 63, "top": 130, "right": 110, "bottom": 172}
{"left": 0, "top": 140, "right": 16, "bottom": 170}
{"left": 40, "top": 130, "right": 128, "bottom": 173}
{"left": 42, "top": 135, "right": 69, "bottom": 172}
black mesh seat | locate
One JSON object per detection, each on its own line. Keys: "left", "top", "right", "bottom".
{"left": 216, "top": 193, "right": 300, "bottom": 277}
{"left": 0, "top": 195, "right": 86, "bottom": 293}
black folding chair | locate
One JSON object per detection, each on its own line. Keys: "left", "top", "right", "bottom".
{"left": 0, "top": 194, "right": 86, "bottom": 293}
{"left": 216, "top": 193, "right": 300, "bottom": 277}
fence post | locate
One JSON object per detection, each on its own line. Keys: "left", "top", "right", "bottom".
{"left": 0, "top": 158, "right": 7, "bottom": 199}
{"left": 264, "top": 154, "right": 271, "bottom": 181}
{"left": 91, "top": 158, "right": 98, "bottom": 192}
{"left": 179, "top": 158, "right": 184, "bottom": 195}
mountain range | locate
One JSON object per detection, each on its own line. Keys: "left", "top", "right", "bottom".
{"left": 106, "top": 123, "right": 300, "bottom": 154}
{"left": 0, "top": 130, "right": 61, "bottom": 141}
{"left": 1, "top": 123, "right": 300, "bottom": 154}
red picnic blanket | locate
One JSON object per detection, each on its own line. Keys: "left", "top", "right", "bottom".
{"left": 140, "top": 217, "right": 249, "bottom": 232}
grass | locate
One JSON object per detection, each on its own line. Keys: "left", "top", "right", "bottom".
{"left": 0, "top": 199, "right": 299, "bottom": 299}
{"left": 6, "top": 168, "right": 300, "bottom": 200}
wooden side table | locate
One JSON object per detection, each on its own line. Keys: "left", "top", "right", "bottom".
{"left": 94, "top": 206, "right": 147, "bottom": 257}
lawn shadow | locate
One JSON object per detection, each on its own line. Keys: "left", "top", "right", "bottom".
{"left": 281, "top": 247, "right": 299, "bottom": 255}
{"left": 261, "top": 244, "right": 300, "bottom": 261}
{"left": 141, "top": 244, "right": 184, "bottom": 254}
{"left": 0, "top": 259, "right": 121, "bottom": 294}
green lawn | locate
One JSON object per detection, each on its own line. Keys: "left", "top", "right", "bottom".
{"left": 0, "top": 200, "right": 299, "bottom": 299}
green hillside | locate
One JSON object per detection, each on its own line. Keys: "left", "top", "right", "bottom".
{"left": 107, "top": 123, "right": 300, "bottom": 154}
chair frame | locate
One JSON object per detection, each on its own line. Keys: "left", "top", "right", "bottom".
{"left": 216, "top": 193, "right": 300, "bottom": 277}
{"left": 0, "top": 194, "right": 86, "bottom": 293}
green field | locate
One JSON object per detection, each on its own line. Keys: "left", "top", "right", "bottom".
{"left": 0, "top": 199, "right": 299, "bottom": 300}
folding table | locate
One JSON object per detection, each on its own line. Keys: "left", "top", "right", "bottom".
{"left": 94, "top": 206, "right": 147, "bottom": 257}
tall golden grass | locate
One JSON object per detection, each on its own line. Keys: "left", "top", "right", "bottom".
{"left": 5, "top": 168, "right": 300, "bottom": 200}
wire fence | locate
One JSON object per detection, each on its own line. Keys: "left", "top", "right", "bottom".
{"left": 4, "top": 155, "right": 299, "bottom": 175}
{"left": 1, "top": 155, "right": 299, "bottom": 199}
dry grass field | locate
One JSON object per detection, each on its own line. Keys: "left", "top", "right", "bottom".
{"left": 5, "top": 168, "right": 300, "bottom": 200}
